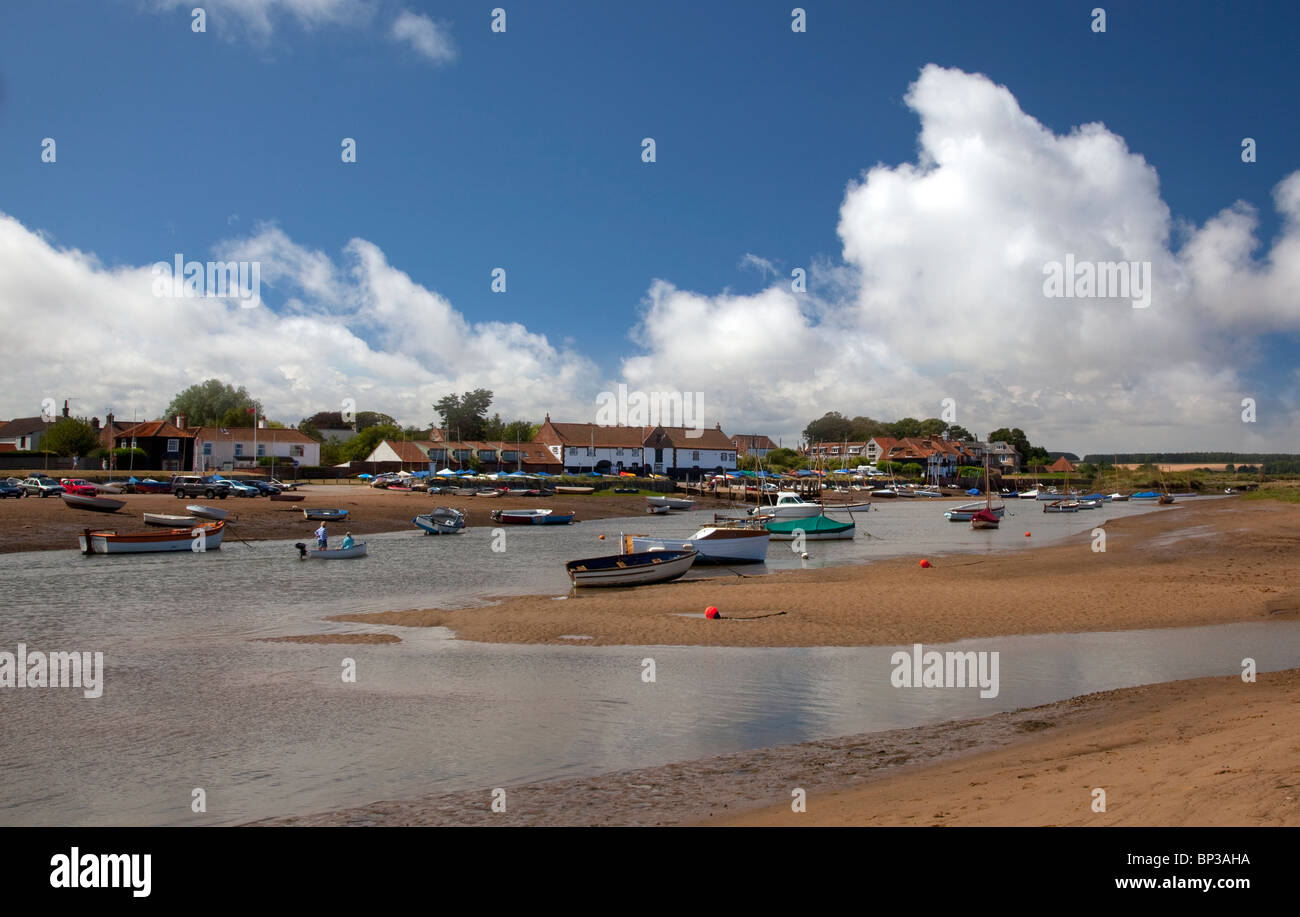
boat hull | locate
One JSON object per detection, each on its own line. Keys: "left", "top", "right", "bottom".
{"left": 270, "top": 493, "right": 305, "bottom": 502}
{"left": 187, "top": 504, "right": 229, "bottom": 521}
{"left": 489, "top": 509, "right": 575, "bottom": 525}
{"left": 308, "top": 543, "right": 368, "bottom": 559}
{"left": 645, "top": 496, "right": 695, "bottom": 511}
{"left": 566, "top": 549, "right": 697, "bottom": 587}
{"left": 555, "top": 486, "right": 595, "bottom": 495}
{"left": 624, "top": 528, "right": 770, "bottom": 564}
{"left": 79, "top": 521, "right": 224, "bottom": 554}
{"left": 413, "top": 509, "right": 466, "bottom": 535}
{"left": 303, "top": 509, "right": 349, "bottom": 521}
{"left": 143, "top": 513, "right": 197, "bottom": 527}
{"left": 61, "top": 494, "right": 125, "bottom": 513}
{"left": 765, "top": 516, "right": 855, "bottom": 540}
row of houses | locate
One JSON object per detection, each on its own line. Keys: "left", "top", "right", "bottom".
{"left": 89, "top": 415, "right": 321, "bottom": 471}
{"left": 806, "top": 436, "right": 1022, "bottom": 479}
{"left": 363, "top": 416, "right": 742, "bottom": 478}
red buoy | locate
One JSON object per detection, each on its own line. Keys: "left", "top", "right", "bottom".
{"left": 1025, "top": 531, "right": 1031, "bottom": 537}
{"left": 705, "top": 606, "right": 720, "bottom": 619}
{"left": 919, "top": 559, "right": 931, "bottom": 568}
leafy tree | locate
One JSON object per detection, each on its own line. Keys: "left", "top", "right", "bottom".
{"left": 42, "top": 417, "right": 100, "bottom": 456}
{"left": 891, "top": 417, "right": 925, "bottom": 438}
{"left": 802, "top": 411, "right": 855, "bottom": 445}
{"left": 900, "top": 462, "right": 924, "bottom": 478}
{"left": 433, "top": 389, "right": 494, "bottom": 441}
{"left": 356, "top": 411, "right": 396, "bottom": 431}
{"left": 764, "top": 447, "right": 805, "bottom": 471}
{"left": 338, "top": 424, "right": 403, "bottom": 463}
{"left": 945, "top": 424, "right": 976, "bottom": 442}
{"left": 916, "top": 417, "right": 948, "bottom": 437}
{"left": 958, "top": 466, "right": 983, "bottom": 478}
{"left": 165, "top": 379, "right": 261, "bottom": 427}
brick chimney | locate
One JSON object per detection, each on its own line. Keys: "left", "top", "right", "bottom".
{"left": 174, "top": 413, "right": 187, "bottom": 430}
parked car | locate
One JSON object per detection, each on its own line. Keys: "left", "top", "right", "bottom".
{"left": 22, "top": 477, "right": 65, "bottom": 497}
{"left": 60, "top": 478, "right": 99, "bottom": 496}
{"left": 217, "top": 478, "right": 261, "bottom": 497}
{"left": 247, "top": 480, "right": 281, "bottom": 495}
{"left": 0, "top": 480, "right": 24, "bottom": 498}
{"left": 170, "top": 475, "right": 231, "bottom": 499}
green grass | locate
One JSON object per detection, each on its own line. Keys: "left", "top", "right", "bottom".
{"left": 1240, "top": 483, "right": 1300, "bottom": 503}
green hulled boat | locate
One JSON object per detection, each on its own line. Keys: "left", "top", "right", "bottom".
{"left": 764, "top": 514, "right": 855, "bottom": 540}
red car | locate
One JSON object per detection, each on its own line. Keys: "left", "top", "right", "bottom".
{"left": 60, "top": 478, "right": 99, "bottom": 496}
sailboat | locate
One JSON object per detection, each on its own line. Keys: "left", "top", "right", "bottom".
{"left": 971, "top": 459, "right": 1000, "bottom": 529}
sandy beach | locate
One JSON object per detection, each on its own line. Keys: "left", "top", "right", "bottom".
{"left": 258, "top": 669, "right": 1300, "bottom": 826}
{"left": 334, "top": 498, "right": 1300, "bottom": 647}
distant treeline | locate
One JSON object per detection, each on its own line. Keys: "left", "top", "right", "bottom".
{"left": 1083, "top": 453, "right": 1300, "bottom": 473}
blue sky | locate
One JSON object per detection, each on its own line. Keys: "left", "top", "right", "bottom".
{"left": 1, "top": 1, "right": 1297, "bottom": 451}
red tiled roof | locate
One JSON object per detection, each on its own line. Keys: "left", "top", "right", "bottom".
{"left": 117, "top": 420, "right": 195, "bottom": 439}
{"left": 538, "top": 422, "right": 648, "bottom": 448}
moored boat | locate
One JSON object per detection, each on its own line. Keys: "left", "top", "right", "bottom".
{"left": 1131, "top": 491, "right": 1161, "bottom": 500}
{"left": 298, "top": 542, "right": 368, "bottom": 559}
{"left": 303, "top": 508, "right": 349, "bottom": 521}
{"left": 970, "top": 508, "right": 1000, "bottom": 529}
{"left": 79, "top": 521, "right": 224, "bottom": 554}
{"left": 187, "top": 504, "right": 229, "bottom": 521}
{"left": 413, "top": 507, "right": 466, "bottom": 535}
{"left": 489, "top": 508, "right": 575, "bottom": 525}
{"left": 750, "top": 491, "right": 824, "bottom": 518}
{"left": 270, "top": 493, "right": 305, "bottom": 502}
{"left": 565, "top": 548, "right": 697, "bottom": 587}
{"left": 61, "top": 493, "right": 125, "bottom": 513}
{"left": 623, "top": 527, "right": 770, "bottom": 564}
{"left": 1043, "top": 500, "right": 1080, "bottom": 513}
{"left": 764, "top": 514, "right": 855, "bottom": 540}
{"left": 555, "top": 486, "right": 596, "bottom": 495}
{"left": 645, "top": 496, "right": 695, "bottom": 511}
{"left": 945, "top": 501, "right": 1005, "bottom": 522}
{"left": 143, "top": 512, "right": 197, "bottom": 527}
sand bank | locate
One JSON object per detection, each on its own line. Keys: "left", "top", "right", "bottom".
{"left": 334, "top": 499, "right": 1300, "bottom": 647}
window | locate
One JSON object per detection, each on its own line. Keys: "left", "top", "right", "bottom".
{"left": 203, "top": 443, "right": 212, "bottom": 456}
{"left": 234, "top": 443, "right": 243, "bottom": 456}
{"left": 691, "top": 451, "right": 700, "bottom": 461}
{"left": 617, "top": 448, "right": 623, "bottom": 456}
{"left": 167, "top": 438, "right": 179, "bottom": 453}
{"left": 257, "top": 444, "right": 266, "bottom": 456}
{"left": 587, "top": 447, "right": 594, "bottom": 456}
{"left": 290, "top": 445, "right": 304, "bottom": 458}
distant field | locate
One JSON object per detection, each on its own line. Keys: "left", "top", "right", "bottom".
{"left": 1113, "top": 463, "right": 1233, "bottom": 472}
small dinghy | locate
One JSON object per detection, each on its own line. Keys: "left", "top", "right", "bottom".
{"left": 270, "top": 493, "right": 305, "bottom": 502}
{"left": 303, "top": 508, "right": 349, "bottom": 521}
{"left": 645, "top": 496, "right": 694, "bottom": 511}
{"left": 187, "top": 504, "right": 229, "bottom": 521}
{"left": 61, "top": 493, "right": 125, "bottom": 513}
{"left": 295, "top": 541, "right": 368, "bottom": 559}
{"left": 413, "top": 508, "right": 466, "bottom": 535}
{"left": 143, "top": 512, "right": 197, "bottom": 527}
{"left": 489, "top": 508, "right": 575, "bottom": 525}
{"left": 565, "top": 547, "right": 697, "bottom": 587}
{"left": 646, "top": 504, "right": 671, "bottom": 514}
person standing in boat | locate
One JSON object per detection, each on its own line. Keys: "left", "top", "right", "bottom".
{"left": 315, "top": 522, "right": 328, "bottom": 550}
{"left": 340, "top": 531, "right": 355, "bottom": 550}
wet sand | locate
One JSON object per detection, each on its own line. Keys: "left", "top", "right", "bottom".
{"left": 0, "top": 484, "right": 729, "bottom": 554}
{"left": 257, "top": 669, "right": 1300, "bottom": 826}
{"left": 334, "top": 499, "right": 1300, "bottom": 647}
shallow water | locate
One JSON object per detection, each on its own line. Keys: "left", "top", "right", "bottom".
{"left": 4, "top": 495, "right": 1280, "bottom": 827}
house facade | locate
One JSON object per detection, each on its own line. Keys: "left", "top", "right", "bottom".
{"left": 111, "top": 419, "right": 197, "bottom": 471}
{"left": 0, "top": 417, "right": 49, "bottom": 452}
{"left": 192, "top": 425, "right": 320, "bottom": 471}
{"left": 533, "top": 416, "right": 737, "bottom": 477}
{"left": 731, "top": 434, "right": 778, "bottom": 458}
